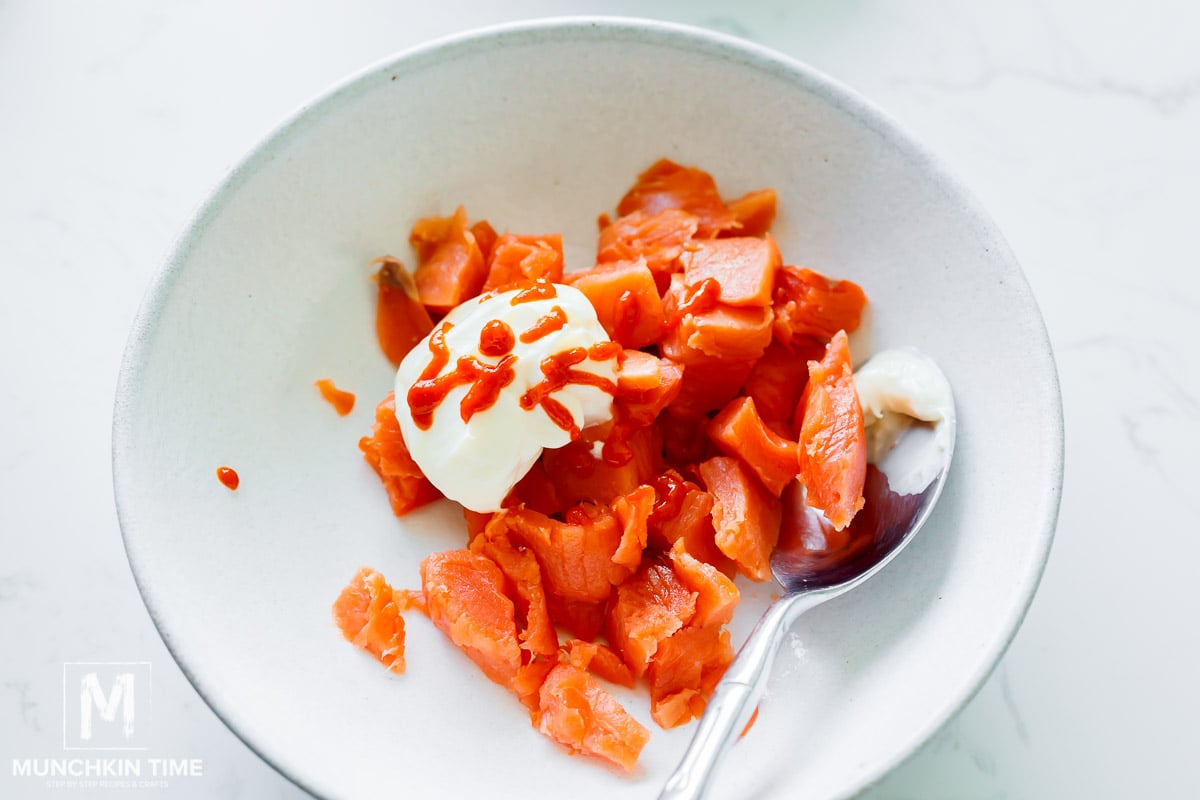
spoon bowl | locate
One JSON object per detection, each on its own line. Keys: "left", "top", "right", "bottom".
{"left": 660, "top": 375, "right": 957, "bottom": 800}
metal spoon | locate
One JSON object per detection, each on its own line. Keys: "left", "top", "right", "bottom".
{"left": 659, "top": 394, "right": 956, "bottom": 800}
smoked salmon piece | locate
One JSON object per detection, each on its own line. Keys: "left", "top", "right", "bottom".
{"left": 671, "top": 303, "right": 773, "bottom": 362}
{"left": 541, "top": 424, "right": 661, "bottom": 507}
{"left": 668, "top": 542, "right": 740, "bottom": 628}
{"left": 470, "top": 220, "right": 499, "bottom": 265}
{"left": 420, "top": 549, "right": 523, "bottom": 690}
{"left": 657, "top": 273, "right": 765, "bottom": 414}
{"left": 598, "top": 208, "right": 700, "bottom": 288}
{"left": 371, "top": 257, "right": 435, "bottom": 366}
{"left": 612, "top": 485, "right": 654, "bottom": 570}
{"left": 481, "top": 233, "right": 564, "bottom": 292}
{"left": 505, "top": 458, "right": 565, "bottom": 517}
{"left": 617, "top": 159, "right": 738, "bottom": 238}
{"left": 534, "top": 663, "right": 650, "bottom": 772}
{"left": 616, "top": 349, "right": 672, "bottom": 394}
{"left": 514, "top": 657, "right": 559, "bottom": 713}
{"left": 358, "top": 392, "right": 441, "bottom": 516}
{"left": 661, "top": 274, "right": 773, "bottom": 364}
{"left": 660, "top": 351, "right": 756, "bottom": 417}
{"left": 647, "top": 624, "right": 734, "bottom": 729}
{"left": 657, "top": 410, "right": 715, "bottom": 467}
{"left": 410, "top": 206, "right": 488, "bottom": 315}
{"left": 707, "top": 396, "right": 799, "bottom": 497}
{"left": 795, "top": 330, "right": 867, "bottom": 530}
{"left": 616, "top": 352, "right": 685, "bottom": 426}
{"left": 647, "top": 477, "right": 732, "bottom": 574}
{"left": 463, "top": 508, "right": 493, "bottom": 540}
{"left": 409, "top": 211, "right": 455, "bottom": 262}
{"left": 564, "top": 639, "right": 636, "bottom": 688}
{"left": 682, "top": 237, "right": 781, "bottom": 308}
{"left": 699, "top": 456, "right": 782, "bottom": 582}
{"left": 547, "top": 595, "right": 609, "bottom": 642}
{"left": 607, "top": 558, "right": 697, "bottom": 677}
{"left": 497, "top": 505, "right": 631, "bottom": 603}
{"left": 471, "top": 526, "right": 559, "bottom": 658}
{"left": 773, "top": 266, "right": 867, "bottom": 346}
{"left": 742, "top": 339, "right": 825, "bottom": 431}
{"left": 567, "top": 259, "right": 665, "bottom": 349}
{"left": 332, "top": 567, "right": 408, "bottom": 673}
{"left": 540, "top": 435, "right": 639, "bottom": 508}
{"left": 721, "top": 188, "right": 777, "bottom": 238}
{"left": 394, "top": 588, "right": 426, "bottom": 614}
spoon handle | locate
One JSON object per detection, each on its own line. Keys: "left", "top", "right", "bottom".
{"left": 658, "top": 591, "right": 828, "bottom": 800}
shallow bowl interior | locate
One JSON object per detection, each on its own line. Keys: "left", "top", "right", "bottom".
{"left": 114, "top": 18, "right": 1062, "bottom": 800}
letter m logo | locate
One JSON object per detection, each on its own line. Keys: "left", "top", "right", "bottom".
{"left": 63, "top": 662, "right": 151, "bottom": 750}
{"left": 80, "top": 672, "right": 135, "bottom": 740}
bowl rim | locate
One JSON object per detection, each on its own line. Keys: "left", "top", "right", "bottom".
{"left": 113, "top": 15, "right": 1064, "bottom": 799}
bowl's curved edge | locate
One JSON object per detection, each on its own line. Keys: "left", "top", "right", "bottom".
{"left": 112, "top": 15, "right": 1065, "bottom": 800}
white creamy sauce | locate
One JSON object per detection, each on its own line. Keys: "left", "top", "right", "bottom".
{"left": 854, "top": 347, "right": 954, "bottom": 495}
{"left": 395, "top": 285, "right": 616, "bottom": 512}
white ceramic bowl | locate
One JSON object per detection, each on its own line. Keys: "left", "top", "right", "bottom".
{"left": 113, "top": 18, "right": 1062, "bottom": 800}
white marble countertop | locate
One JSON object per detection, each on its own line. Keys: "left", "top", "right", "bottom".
{"left": 2, "top": 1, "right": 1197, "bottom": 797}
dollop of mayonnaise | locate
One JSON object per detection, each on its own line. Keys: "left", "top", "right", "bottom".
{"left": 395, "top": 284, "right": 617, "bottom": 512}
{"left": 854, "top": 347, "right": 955, "bottom": 495}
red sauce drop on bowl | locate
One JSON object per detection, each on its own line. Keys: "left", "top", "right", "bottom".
{"left": 216, "top": 466, "right": 239, "bottom": 491}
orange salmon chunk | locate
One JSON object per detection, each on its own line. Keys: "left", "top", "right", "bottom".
{"left": 707, "top": 396, "right": 799, "bottom": 496}
{"left": 420, "top": 549, "right": 523, "bottom": 690}
{"left": 371, "top": 257, "right": 434, "bottom": 366}
{"left": 699, "top": 456, "right": 782, "bottom": 582}
{"left": 598, "top": 208, "right": 700, "bottom": 286}
{"left": 648, "top": 624, "right": 734, "bottom": 729}
{"left": 795, "top": 330, "right": 867, "bottom": 530}
{"left": 616, "top": 159, "right": 737, "bottom": 238}
{"left": 607, "top": 558, "right": 697, "bottom": 677}
{"left": 358, "top": 393, "right": 441, "bottom": 516}
{"left": 567, "top": 259, "right": 666, "bottom": 349}
{"left": 411, "top": 206, "right": 488, "bottom": 315}
{"left": 772, "top": 266, "right": 867, "bottom": 346}
{"left": 332, "top": 567, "right": 408, "bottom": 673}
{"left": 721, "top": 188, "right": 777, "bottom": 238}
{"left": 534, "top": 663, "right": 650, "bottom": 772}
{"left": 481, "top": 233, "right": 564, "bottom": 292}
{"left": 682, "top": 236, "right": 781, "bottom": 308}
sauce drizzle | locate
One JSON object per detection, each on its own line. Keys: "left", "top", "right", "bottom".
{"left": 601, "top": 421, "right": 636, "bottom": 466}
{"left": 519, "top": 306, "right": 567, "bottom": 343}
{"left": 459, "top": 355, "right": 519, "bottom": 422}
{"left": 647, "top": 471, "right": 688, "bottom": 525}
{"left": 520, "top": 348, "right": 618, "bottom": 439}
{"left": 588, "top": 341, "right": 621, "bottom": 361}
{"left": 407, "top": 321, "right": 518, "bottom": 429}
{"left": 510, "top": 279, "right": 557, "bottom": 305}
{"left": 479, "top": 320, "right": 516, "bottom": 356}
